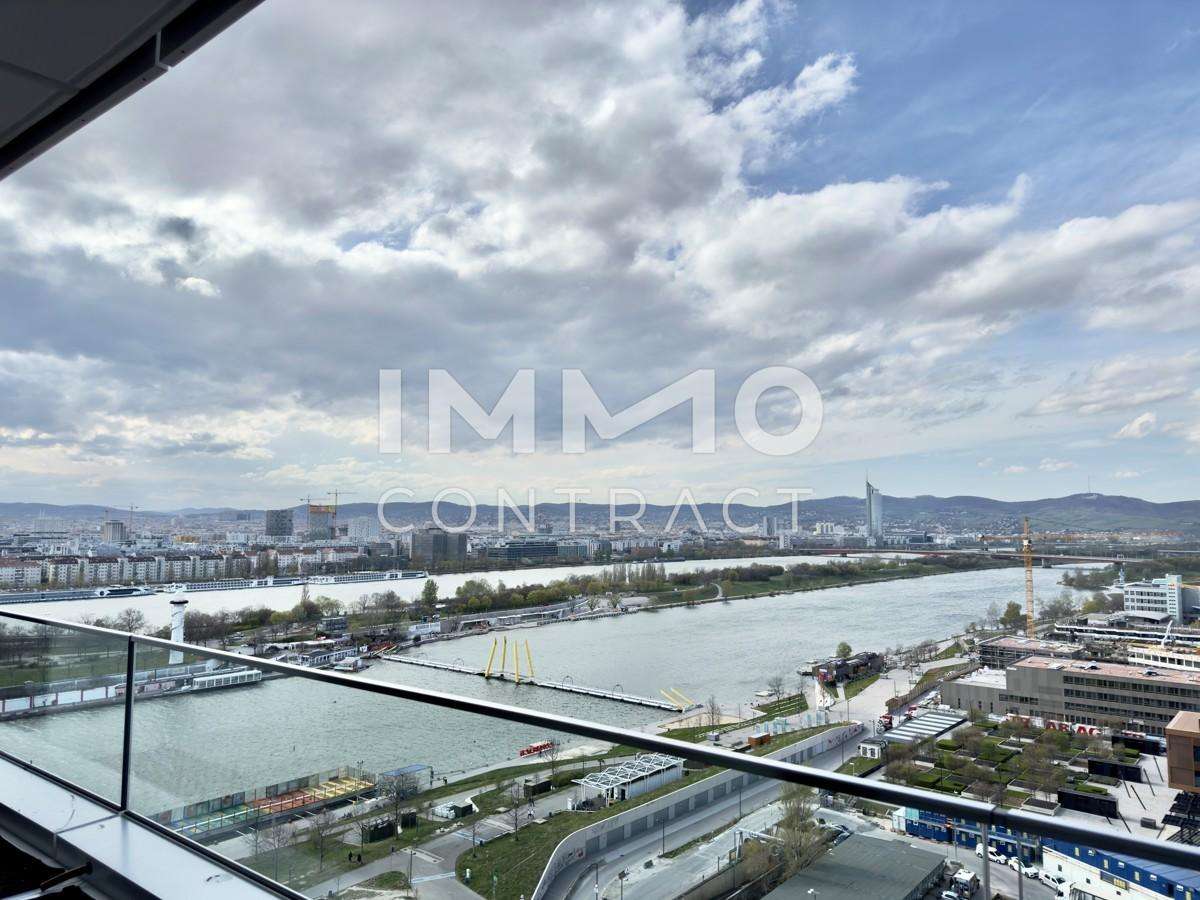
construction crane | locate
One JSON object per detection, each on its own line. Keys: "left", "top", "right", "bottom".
{"left": 327, "top": 490, "right": 358, "bottom": 518}
{"left": 1021, "top": 516, "right": 1035, "bottom": 638}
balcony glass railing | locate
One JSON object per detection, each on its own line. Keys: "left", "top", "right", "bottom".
{"left": 4, "top": 607, "right": 1200, "bottom": 900}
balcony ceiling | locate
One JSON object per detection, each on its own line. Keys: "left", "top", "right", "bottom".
{"left": 0, "top": 0, "right": 263, "bottom": 181}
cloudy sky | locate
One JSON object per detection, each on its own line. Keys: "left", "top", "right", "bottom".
{"left": 3, "top": 0, "right": 1200, "bottom": 510}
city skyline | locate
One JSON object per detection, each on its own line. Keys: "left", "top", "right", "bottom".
{"left": 2, "top": 1, "right": 1200, "bottom": 508}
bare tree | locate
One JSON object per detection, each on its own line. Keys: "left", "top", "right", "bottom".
{"left": 545, "top": 739, "right": 563, "bottom": 781}
{"left": 308, "top": 808, "right": 339, "bottom": 872}
{"left": 705, "top": 695, "right": 721, "bottom": 728}
{"left": 505, "top": 782, "right": 524, "bottom": 841}
{"left": 766, "top": 674, "right": 786, "bottom": 703}
{"left": 258, "top": 820, "right": 294, "bottom": 881}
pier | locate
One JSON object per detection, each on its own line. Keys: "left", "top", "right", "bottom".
{"left": 380, "top": 654, "right": 689, "bottom": 712}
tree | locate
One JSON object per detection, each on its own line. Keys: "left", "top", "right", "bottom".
{"left": 835, "top": 641, "right": 852, "bottom": 658}
{"left": 545, "top": 739, "right": 563, "bottom": 781}
{"left": 999, "top": 601, "right": 1025, "bottom": 630}
{"left": 766, "top": 674, "right": 786, "bottom": 702}
{"left": 381, "top": 772, "right": 421, "bottom": 826}
{"left": 421, "top": 579, "right": 438, "bottom": 606}
{"left": 706, "top": 695, "right": 721, "bottom": 728}
{"left": 1038, "top": 590, "right": 1078, "bottom": 623}
{"left": 776, "top": 783, "right": 825, "bottom": 876}
{"left": 112, "top": 608, "right": 147, "bottom": 634}
{"left": 308, "top": 807, "right": 338, "bottom": 872}
{"left": 258, "top": 821, "right": 294, "bottom": 881}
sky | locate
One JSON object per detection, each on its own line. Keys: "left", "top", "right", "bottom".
{"left": 2, "top": 0, "right": 1200, "bottom": 510}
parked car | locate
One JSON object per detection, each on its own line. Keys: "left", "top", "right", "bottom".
{"left": 1020, "top": 864, "right": 1039, "bottom": 878}
{"left": 1040, "top": 870, "right": 1064, "bottom": 888}
{"left": 940, "top": 892, "right": 959, "bottom": 900}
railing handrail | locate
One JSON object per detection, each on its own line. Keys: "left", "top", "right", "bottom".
{"left": 4, "top": 607, "right": 1200, "bottom": 874}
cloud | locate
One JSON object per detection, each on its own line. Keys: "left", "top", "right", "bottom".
{"left": 1029, "top": 354, "right": 1200, "bottom": 417}
{"left": 0, "top": 0, "right": 1198, "bottom": 504}
{"left": 1113, "top": 469, "right": 1142, "bottom": 479}
{"left": 1038, "top": 457, "right": 1076, "bottom": 472}
{"left": 977, "top": 457, "right": 993, "bottom": 468}
{"left": 1113, "top": 411, "right": 1157, "bottom": 439}
{"left": 176, "top": 276, "right": 220, "bottom": 297}
{"left": 1003, "top": 465, "right": 1028, "bottom": 475}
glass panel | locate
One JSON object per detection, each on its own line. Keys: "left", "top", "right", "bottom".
{"left": 0, "top": 612, "right": 130, "bottom": 803}
{"left": 101, "top": 632, "right": 1200, "bottom": 900}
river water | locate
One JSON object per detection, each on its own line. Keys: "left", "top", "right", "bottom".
{"left": 0, "top": 562, "right": 1088, "bottom": 821}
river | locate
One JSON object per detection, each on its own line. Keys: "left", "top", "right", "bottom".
{"left": 11, "top": 554, "right": 890, "bottom": 628}
{"left": 0, "top": 562, "right": 1089, "bottom": 821}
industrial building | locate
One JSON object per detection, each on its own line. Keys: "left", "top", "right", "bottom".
{"left": 768, "top": 834, "right": 944, "bottom": 900}
{"left": 942, "top": 655, "right": 1200, "bottom": 735}
{"left": 573, "top": 753, "right": 683, "bottom": 805}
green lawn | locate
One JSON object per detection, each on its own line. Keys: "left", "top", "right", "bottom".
{"left": 836, "top": 756, "right": 880, "bottom": 777}
{"left": 842, "top": 674, "right": 880, "bottom": 701}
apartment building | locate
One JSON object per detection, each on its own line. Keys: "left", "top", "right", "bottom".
{"left": 1124, "top": 575, "right": 1200, "bottom": 624}
{"left": 0, "top": 558, "right": 42, "bottom": 589}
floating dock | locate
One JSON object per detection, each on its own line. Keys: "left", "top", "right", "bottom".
{"left": 380, "top": 654, "right": 689, "bottom": 711}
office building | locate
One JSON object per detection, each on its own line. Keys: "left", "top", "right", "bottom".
{"left": 306, "top": 503, "right": 336, "bottom": 538}
{"left": 264, "top": 508, "right": 294, "bottom": 538}
{"left": 865, "top": 478, "right": 883, "bottom": 542}
{"left": 942, "top": 655, "right": 1200, "bottom": 736}
{"left": 1123, "top": 575, "right": 1200, "bottom": 624}
{"left": 411, "top": 528, "right": 467, "bottom": 567}
{"left": 101, "top": 520, "right": 129, "bottom": 543}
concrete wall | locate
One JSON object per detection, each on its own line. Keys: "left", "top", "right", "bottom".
{"left": 531, "top": 722, "right": 863, "bottom": 900}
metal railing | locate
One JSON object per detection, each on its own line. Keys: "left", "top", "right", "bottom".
{"left": 3, "top": 606, "right": 1200, "bottom": 894}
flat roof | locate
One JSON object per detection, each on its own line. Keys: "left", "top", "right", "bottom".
{"left": 980, "top": 636, "right": 1082, "bottom": 653}
{"left": 951, "top": 667, "right": 1008, "bottom": 688}
{"left": 1167, "top": 711, "right": 1200, "bottom": 736}
{"left": 884, "top": 711, "right": 966, "bottom": 744}
{"left": 1018, "top": 655, "right": 1200, "bottom": 687}
{"left": 768, "top": 834, "right": 944, "bottom": 900}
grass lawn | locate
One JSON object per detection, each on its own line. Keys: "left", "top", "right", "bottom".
{"left": 836, "top": 756, "right": 880, "bottom": 777}
{"left": 842, "top": 674, "right": 880, "bottom": 701}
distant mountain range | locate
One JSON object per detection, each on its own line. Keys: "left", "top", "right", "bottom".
{"left": 2, "top": 493, "right": 1199, "bottom": 534}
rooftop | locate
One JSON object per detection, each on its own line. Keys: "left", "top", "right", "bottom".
{"left": 883, "top": 710, "right": 966, "bottom": 744}
{"left": 980, "top": 635, "right": 1083, "bottom": 654}
{"left": 1018, "top": 655, "right": 1200, "bottom": 687}
{"left": 951, "top": 667, "right": 1009, "bottom": 688}
{"left": 767, "top": 834, "right": 944, "bottom": 900}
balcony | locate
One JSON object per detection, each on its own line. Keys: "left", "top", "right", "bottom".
{"left": 3, "top": 607, "right": 1200, "bottom": 900}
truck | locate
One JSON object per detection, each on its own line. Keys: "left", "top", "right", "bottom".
{"left": 952, "top": 868, "right": 979, "bottom": 896}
